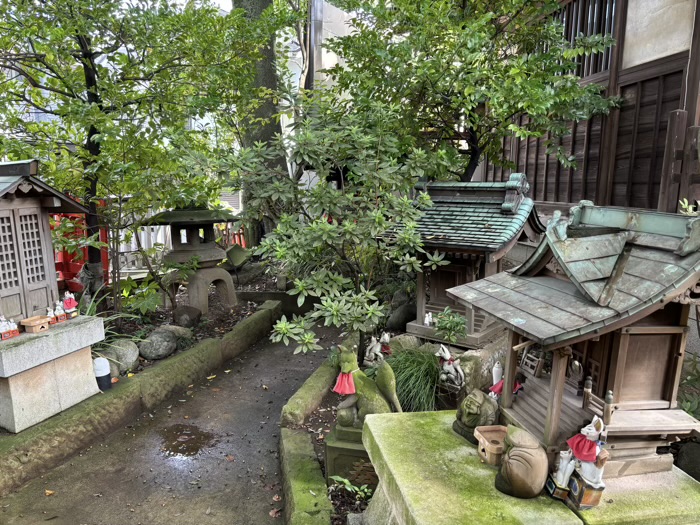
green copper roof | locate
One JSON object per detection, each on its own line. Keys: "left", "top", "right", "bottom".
{"left": 416, "top": 174, "right": 543, "bottom": 253}
{"left": 146, "top": 207, "right": 239, "bottom": 226}
{"left": 447, "top": 201, "right": 700, "bottom": 348}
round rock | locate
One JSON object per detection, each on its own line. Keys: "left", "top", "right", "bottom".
{"left": 676, "top": 442, "right": 700, "bottom": 481}
{"left": 173, "top": 305, "right": 202, "bottom": 328}
{"left": 100, "top": 339, "right": 140, "bottom": 376}
{"left": 139, "top": 329, "right": 178, "bottom": 360}
{"left": 385, "top": 302, "right": 417, "bottom": 331}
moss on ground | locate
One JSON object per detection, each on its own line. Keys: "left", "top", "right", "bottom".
{"left": 363, "top": 411, "right": 581, "bottom": 525}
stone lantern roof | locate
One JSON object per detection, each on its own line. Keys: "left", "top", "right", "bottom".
{"left": 145, "top": 207, "right": 239, "bottom": 226}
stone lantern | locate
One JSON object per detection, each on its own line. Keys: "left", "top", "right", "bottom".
{"left": 0, "top": 160, "right": 105, "bottom": 432}
{"left": 147, "top": 207, "right": 238, "bottom": 314}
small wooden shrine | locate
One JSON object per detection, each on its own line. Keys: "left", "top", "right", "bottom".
{"left": 447, "top": 201, "right": 700, "bottom": 477}
{"left": 146, "top": 207, "right": 239, "bottom": 314}
{"left": 0, "top": 160, "right": 105, "bottom": 433}
{"left": 0, "top": 160, "right": 88, "bottom": 320}
{"left": 407, "top": 174, "right": 544, "bottom": 346}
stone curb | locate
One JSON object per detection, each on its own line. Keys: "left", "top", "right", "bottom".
{"left": 0, "top": 300, "right": 282, "bottom": 497}
{"left": 281, "top": 360, "right": 338, "bottom": 428}
{"left": 280, "top": 428, "right": 333, "bottom": 525}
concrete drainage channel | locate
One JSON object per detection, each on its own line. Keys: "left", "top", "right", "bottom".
{"left": 0, "top": 300, "right": 282, "bottom": 498}
{"left": 280, "top": 358, "right": 339, "bottom": 524}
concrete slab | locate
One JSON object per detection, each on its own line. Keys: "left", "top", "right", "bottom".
{"left": 0, "top": 345, "right": 100, "bottom": 433}
{"left": 576, "top": 467, "right": 700, "bottom": 525}
{"left": 0, "top": 316, "right": 104, "bottom": 377}
{"left": 362, "top": 411, "right": 582, "bottom": 525}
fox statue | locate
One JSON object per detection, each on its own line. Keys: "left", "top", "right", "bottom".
{"left": 333, "top": 345, "right": 402, "bottom": 428}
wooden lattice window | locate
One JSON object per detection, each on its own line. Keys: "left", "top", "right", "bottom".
{"left": 0, "top": 215, "right": 19, "bottom": 290}
{"left": 18, "top": 213, "right": 46, "bottom": 284}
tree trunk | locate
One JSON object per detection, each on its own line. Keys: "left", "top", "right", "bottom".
{"left": 77, "top": 34, "right": 105, "bottom": 287}
{"left": 358, "top": 330, "right": 367, "bottom": 368}
{"left": 236, "top": 0, "right": 285, "bottom": 247}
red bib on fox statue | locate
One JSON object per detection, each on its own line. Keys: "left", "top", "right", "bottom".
{"left": 566, "top": 433, "right": 598, "bottom": 462}
{"left": 333, "top": 371, "right": 356, "bottom": 395}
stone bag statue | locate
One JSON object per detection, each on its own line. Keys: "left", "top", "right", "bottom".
{"left": 333, "top": 345, "right": 402, "bottom": 428}
{"left": 495, "top": 425, "right": 548, "bottom": 499}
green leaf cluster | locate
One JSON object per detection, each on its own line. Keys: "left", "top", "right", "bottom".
{"left": 236, "top": 90, "right": 457, "bottom": 353}
{"left": 325, "top": 0, "right": 616, "bottom": 179}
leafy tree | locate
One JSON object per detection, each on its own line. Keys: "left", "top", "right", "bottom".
{"left": 326, "top": 0, "right": 616, "bottom": 180}
{"left": 231, "top": 92, "right": 452, "bottom": 357}
{"left": 0, "top": 0, "right": 277, "bottom": 284}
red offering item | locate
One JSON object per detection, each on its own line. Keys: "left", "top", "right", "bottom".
{"left": 566, "top": 433, "right": 598, "bottom": 462}
{"left": 381, "top": 343, "right": 392, "bottom": 356}
{"left": 489, "top": 379, "right": 523, "bottom": 396}
{"left": 333, "top": 372, "right": 356, "bottom": 395}
{"left": 63, "top": 297, "right": 78, "bottom": 311}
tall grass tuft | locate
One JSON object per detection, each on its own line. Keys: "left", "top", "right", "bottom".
{"left": 387, "top": 348, "right": 440, "bottom": 412}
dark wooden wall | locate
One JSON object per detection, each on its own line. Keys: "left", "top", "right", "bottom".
{"left": 482, "top": 0, "right": 699, "bottom": 212}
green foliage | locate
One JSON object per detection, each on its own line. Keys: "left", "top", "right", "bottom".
{"left": 119, "top": 277, "right": 162, "bottom": 316}
{"left": 50, "top": 216, "right": 107, "bottom": 259}
{"left": 386, "top": 347, "right": 440, "bottom": 412}
{"left": 435, "top": 307, "right": 467, "bottom": 343}
{"left": 328, "top": 476, "right": 373, "bottom": 502}
{"left": 679, "top": 353, "right": 700, "bottom": 419}
{"left": 679, "top": 198, "right": 698, "bottom": 216}
{"left": 79, "top": 287, "right": 142, "bottom": 355}
{"left": 236, "top": 91, "right": 454, "bottom": 353}
{"left": 0, "top": 0, "right": 282, "bottom": 289}
{"left": 326, "top": 0, "right": 616, "bottom": 179}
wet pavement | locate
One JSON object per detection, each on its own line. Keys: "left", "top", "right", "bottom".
{"left": 0, "top": 327, "right": 342, "bottom": 525}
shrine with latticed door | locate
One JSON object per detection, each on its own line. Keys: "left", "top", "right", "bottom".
{"left": 0, "top": 159, "right": 89, "bottom": 321}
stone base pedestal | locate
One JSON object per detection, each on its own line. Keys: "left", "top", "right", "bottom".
{"left": 0, "top": 316, "right": 105, "bottom": 432}
{"left": 188, "top": 267, "right": 237, "bottom": 315}
{"left": 324, "top": 424, "right": 377, "bottom": 488}
{"left": 360, "top": 411, "right": 700, "bottom": 525}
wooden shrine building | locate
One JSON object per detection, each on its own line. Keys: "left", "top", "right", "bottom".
{"left": 406, "top": 174, "right": 544, "bottom": 346}
{"left": 0, "top": 160, "right": 89, "bottom": 321}
{"left": 447, "top": 200, "right": 700, "bottom": 477}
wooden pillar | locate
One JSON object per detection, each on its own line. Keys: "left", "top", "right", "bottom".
{"left": 670, "top": 304, "right": 691, "bottom": 407}
{"left": 597, "top": 0, "right": 628, "bottom": 206}
{"left": 502, "top": 330, "right": 520, "bottom": 409}
{"left": 544, "top": 346, "right": 571, "bottom": 448}
{"left": 416, "top": 271, "right": 425, "bottom": 322}
{"left": 657, "top": 110, "right": 688, "bottom": 212}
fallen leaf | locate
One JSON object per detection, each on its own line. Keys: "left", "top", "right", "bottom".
{"left": 183, "top": 415, "right": 190, "bottom": 420}
{"left": 211, "top": 387, "right": 221, "bottom": 393}
{"left": 111, "top": 377, "right": 119, "bottom": 384}
{"left": 225, "top": 455, "right": 235, "bottom": 462}
{"left": 309, "top": 490, "right": 316, "bottom": 496}
{"left": 206, "top": 375, "right": 216, "bottom": 380}
{"left": 127, "top": 373, "right": 134, "bottom": 378}
{"left": 224, "top": 369, "right": 231, "bottom": 374}
{"left": 269, "top": 509, "right": 281, "bottom": 518}
{"left": 44, "top": 489, "right": 55, "bottom": 497}
{"left": 205, "top": 507, "right": 211, "bottom": 515}
{"left": 272, "top": 494, "right": 282, "bottom": 502}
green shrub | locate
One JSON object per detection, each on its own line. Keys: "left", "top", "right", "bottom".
{"left": 386, "top": 347, "right": 440, "bottom": 412}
